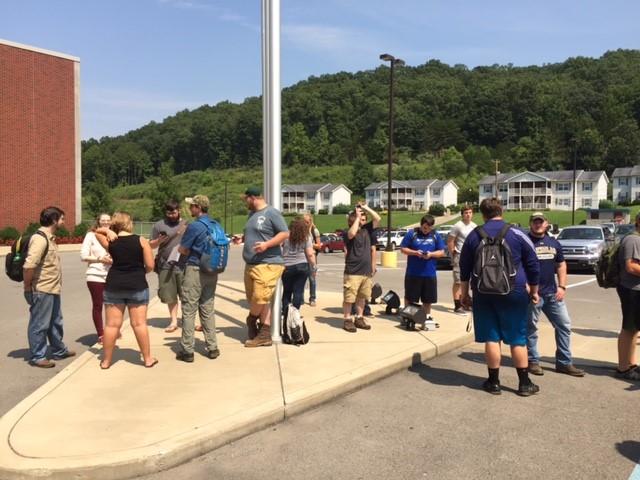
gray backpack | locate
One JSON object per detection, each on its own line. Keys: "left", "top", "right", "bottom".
{"left": 472, "top": 224, "right": 516, "bottom": 295}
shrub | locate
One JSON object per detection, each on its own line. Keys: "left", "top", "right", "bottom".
{"left": 428, "top": 203, "right": 446, "bottom": 216}
{"left": 55, "top": 226, "right": 71, "bottom": 238}
{"left": 447, "top": 204, "right": 458, "bottom": 212}
{"left": 73, "top": 223, "right": 90, "bottom": 237}
{"left": 318, "top": 209, "right": 328, "bottom": 215}
{"left": 618, "top": 199, "right": 631, "bottom": 207}
{"left": 0, "top": 226, "right": 20, "bottom": 241}
{"left": 23, "top": 222, "right": 40, "bottom": 236}
{"left": 632, "top": 199, "right": 640, "bottom": 206}
{"left": 332, "top": 203, "right": 351, "bottom": 215}
{"left": 599, "top": 199, "right": 615, "bottom": 209}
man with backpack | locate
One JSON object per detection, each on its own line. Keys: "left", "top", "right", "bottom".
{"left": 175, "top": 195, "right": 221, "bottom": 362}
{"left": 23, "top": 206, "right": 75, "bottom": 368}
{"left": 526, "top": 212, "right": 584, "bottom": 377}
{"left": 615, "top": 212, "right": 640, "bottom": 381}
{"left": 459, "top": 198, "right": 541, "bottom": 396}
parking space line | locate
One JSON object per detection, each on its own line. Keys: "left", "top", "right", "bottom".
{"left": 566, "top": 278, "right": 597, "bottom": 289}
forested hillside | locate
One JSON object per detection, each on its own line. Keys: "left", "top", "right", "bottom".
{"left": 83, "top": 50, "right": 640, "bottom": 198}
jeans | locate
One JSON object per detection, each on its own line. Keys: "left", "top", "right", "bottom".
{"left": 27, "top": 292, "right": 68, "bottom": 363}
{"left": 307, "top": 269, "right": 317, "bottom": 302}
{"left": 282, "top": 263, "right": 310, "bottom": 319}
{"left": 180, "top": 266, "right": 218, "bottom": 354}
{"left": 527, "top": 293, "right": 573, "bottom": 366}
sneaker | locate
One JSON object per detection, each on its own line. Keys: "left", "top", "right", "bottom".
{"left": 528, "top": 363, "right": 544, "bottom": 376}
{"left": 343, "top": 319, "right": 357, "bottom": 333}
{"left": 354, "top": 316, "right": 371, "bottom": 330}
{"left": 482, "top": 380, "right": 501, "bottom": 395}
{"left": 555, "top": 364, "right": 585, "bottom": 377}
{"left": 176, "top": 351, "right": 194, "bottom": 363}
{"left": 453, "top": 307, "right": 468, "bottom": 316}
{"left": 517, "top": 382, "right": 540, "bottom": 397}
{"left": 52, "top": 350, "right": 76, "bottom": 360}
{"left": 309, "top": 300, "right": 317, "bottom": 307}
{"left": 31, "top": 359, "right": 55, "bottom": 368}
{"left": 615, "top": 365, "right": 640, "bottom": 380}
{"left": 207, "top": 348, "right": 220, "bottom": 360}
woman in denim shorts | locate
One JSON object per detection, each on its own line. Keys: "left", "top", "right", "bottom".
{"left": 96, "top": 212, "right": 157, "bottom": 369}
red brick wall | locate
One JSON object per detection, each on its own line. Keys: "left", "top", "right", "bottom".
{"left": 0, "top": 43, "right": 77, "bottom": 231}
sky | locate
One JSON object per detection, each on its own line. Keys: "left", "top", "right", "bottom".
{"left": 1, "top": 0, "right": 638, "bottom": 140}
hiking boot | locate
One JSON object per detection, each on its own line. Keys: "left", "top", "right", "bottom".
{"left": 309, "top": 300, "right": 317, "bottom": 307}
{"left": 343, "top": 319, "right": 357, "bottom": 333}
{"left": 245, "top": 323, "right": 272, "bottom": 348}
{"left": 354, "top": 316, "right": 371, "bottom": 330}
{"left": 453, "top": 307, "right": 468, "bottom": 316}
{"left": 53, "top": 350, "right": 76, "bottom": 360}
{"left": 556, "top": 364, "right": 585, "bottom": 377}
{"left": 517, "top": 381, "right": 540, "bottom": 397}
{"left": 31, "top": 359, "right": 55, "bottom": 368}
{"left": 207, "top": 348, "right": 220, "bottom": 360}
{"left": 528, "top": 362, "right": 544, "bottom": 376}
{"left": 176, "top": 351, "right": 194, "bottom": 363}
{"left": 482, "top": 380, "right": 501, "bottom": 395}
{"left": 246, "top": 314, "right": 259, "bottom": 340}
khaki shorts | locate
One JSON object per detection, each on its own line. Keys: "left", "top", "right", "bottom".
{"left": 158, "top": 267, "right": 184, "bottom": 304}
{"left": 245, "top": 264, "right": 285, "bottom": 305}
{"left": 452, "top": 253, "right": 461, "bottom": 284}
{"left": 343, "top": 274, "right": 372, "bottom": 304}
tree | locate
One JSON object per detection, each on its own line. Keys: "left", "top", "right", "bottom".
{"left": 350, "top": 155, "right": 375, "bottom": 197}
{"left": 150, "top": 159, "right": 180, "bottom": 220}
{"left": 442, "top": 147, "right": 467, "bottom": 178}
{"left": 84, "top": 172, "right": 113, "bottom": 219}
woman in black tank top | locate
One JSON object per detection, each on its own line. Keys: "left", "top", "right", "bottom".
{"left": 96, "top": 212, "right": 157, "bottom": 369}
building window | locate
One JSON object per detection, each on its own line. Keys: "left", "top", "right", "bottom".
{"left": 635, "top": 177, "right": 640, "bottom": 185}
{"left": 556, "top": 183, "right": 570, "bottom": 192}
{"left": 581, "top": 182, "right": 593, "bottom": 192}
{"left": 415, "top": 189, "right": 425, "bottom": 196}
{"left": 636, "top": 192, "right": 640, "bottom": 200}
{"left": 499, "top": 184, "right": 507, "bottom": 192}
{"left": 323, "top": 193, "right": 330, "bottom": 200}
{"left": 483, "top": 185, "right": 493, "bottom": 194}
{"left": 307, "top": 192, "right": 315, "bottom": 200}
{"left": 619, "top": 177, "right": 629, "bottom": 186}
{"left": 432, "top": 188, "right": 441, "bottom": 196}
{"left": 582, "top": 198, "right": 592, "bottom": 207}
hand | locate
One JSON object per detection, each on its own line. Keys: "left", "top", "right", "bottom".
{"left": 253, "top": 241, "right": 268, "bottom": 253}
{"left": 460, "top": 291, "right": 472, "bottom": 310}
{"left": 101, "top": 255, "right": 113, "bottom": 265}
{"left": 530, "top": 292, "right": 540, "bottom": 305}
{"left": 371, "top": 265, "right": 377, "bottom": 276}
{"left": 106, "top": 230, "right": 117, "bottom": 242}
{"left": 23, "top": 291, "right": 34, "bottom": 306}
{"left": 555, "top": 287, "right": 566, "bottom": 302}
{"left": 422, "top": 251, "right": 431, "bottom": 260}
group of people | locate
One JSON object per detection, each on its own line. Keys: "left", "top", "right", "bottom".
{"left": 19, "top": 195, "right": 640, "bottom": 393}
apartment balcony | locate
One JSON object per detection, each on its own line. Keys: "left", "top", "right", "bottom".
{"left": 508, "top": 187, "right": 551, "bottom": 195}
{"left": 505, "top": 202, "right": 548, "bottom": 210}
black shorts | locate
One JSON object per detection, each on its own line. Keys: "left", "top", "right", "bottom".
{"left": 404, "top": 276, "right": 437, "bottom": 305}
{"left": 617, "top": 286, "right": 640, "bottom": 332}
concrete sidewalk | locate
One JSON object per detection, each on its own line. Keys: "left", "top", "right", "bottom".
{"left": 0, "top": 281, "right": 473, "bottom": 480}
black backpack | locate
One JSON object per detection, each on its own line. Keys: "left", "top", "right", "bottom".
{"left": 5, "top": 231, "right": 49, "bottom": 282}
{"left": 596, "top": 232, "right": 639, "bottom": 288}
{"left": 472, "top": 224, "right": 516, "bottom": 295}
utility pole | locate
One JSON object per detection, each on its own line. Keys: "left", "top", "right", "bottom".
{"left": 223, "top": 181, "right": 228, "bottom": 232}
{"left": 572, "top": 142, "right": 577, "bottom": 225}
{"left": 494, "top": 159, "right": 500, "bottom": 198}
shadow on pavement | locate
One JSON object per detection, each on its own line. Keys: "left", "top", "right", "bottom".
{"left": 104, "top": 347, "right": 148, "bottom": 367}
{"left": 458, "top": 350, "right": 517, "bottom": 368}
{"left": 407, "top": 362, "right": 512, "bottom": 394}
{"left": 6, "top": 348, "right": 30, "bottom": 361}
{"left": 217, "top": 283, "right": 247, "bottom": 296}
{"left": 322, "top": 307, "right": 343, "bottom": 315}
{"left": 314, "top": 315, "right": 346, "bottom": 330}
{"left": 147, "top": 317, "right": 171, "bottom": 330}
{"left": 215, "top": 292, "right": 249, "bottom": 310}
{"left": 572, "top": 327, "right": 618, "bottom": 339}
{"left": 615, "top": 440, "right": 640, "bottom": 464}
{"left": 75, "top": 334, "right": 98, "bottom": 347}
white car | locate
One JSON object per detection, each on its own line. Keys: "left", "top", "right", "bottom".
{"left": 436, "top": 224, "right": 454, "bottom": 237}
{"left": 376, "top": 230, "right": 408, "bottom": 250}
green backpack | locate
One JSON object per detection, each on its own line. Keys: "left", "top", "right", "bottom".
{"left": 595, "top": 232, "right": 638, "bottom": 289}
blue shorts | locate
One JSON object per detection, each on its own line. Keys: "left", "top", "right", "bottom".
{"left": 103, "top": 288, "right": 149, "bottom": 306}
{"left": 472, "top": 290, "right": 529, "bottom": 345}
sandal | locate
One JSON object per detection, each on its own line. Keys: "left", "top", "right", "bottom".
{"left": 145, "top": 359, "right": 159, "bottom": 368}
{"left": 100, "top": 362, "right": 111, "bottom": 370}
{"left": 195, "top": 325, "right": 203, "bottom": 332}
{"left": 164, "top": 325, "right": 178, "bottom": 333}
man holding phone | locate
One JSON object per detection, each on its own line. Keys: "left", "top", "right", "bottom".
{"left": 400, "top": 214, "right": 446, "bottom": 328}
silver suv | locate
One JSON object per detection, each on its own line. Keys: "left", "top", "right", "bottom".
{"left": 556, "top": 226, "right": 611, "bottom": 271}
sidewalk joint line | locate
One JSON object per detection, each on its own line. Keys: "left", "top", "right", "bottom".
{"left": 275, "top": 343, "right": 287, "bottom": 411}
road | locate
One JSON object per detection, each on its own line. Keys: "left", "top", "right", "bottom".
{"left": 1, "top": 246, "right": 636, "bottom": 480}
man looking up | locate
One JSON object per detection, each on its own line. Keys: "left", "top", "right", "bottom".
{"left": 447, "top": 205, "right": 477, "bottom": 315}
{"left": 242, "top": 186, "right": 289, "bottom": 347}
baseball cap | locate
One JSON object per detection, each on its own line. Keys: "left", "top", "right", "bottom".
{"left": 189, "top": 195, "right": 210, "bottom": 209}
{"left": 530, "top": 212, "right": 546, "bottom": 222}
{"left": 244, "top": 186, "right": 262, "bottom": 197}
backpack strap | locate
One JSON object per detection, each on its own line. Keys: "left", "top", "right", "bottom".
{"left": 475, "top": 225, "right": 489, "bottom": 241}
{"left": 31, "top": 231, "right": 49, "bottom": 265}
{"left": 495, "top": 223, "right": 511, "bottom": 243}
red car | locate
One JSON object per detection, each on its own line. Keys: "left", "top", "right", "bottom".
{"left": 320, "top": 234, "right": 345, "bottom": 253}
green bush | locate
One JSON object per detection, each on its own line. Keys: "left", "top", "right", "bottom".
{"left": 55, "top": 226, "right": 71, "bottom": 238}
{"left": 73, "top": 223, "right": 90, "bottom": 237}
{"left": 23, "top": 222, "right": 40, "bottom": 236}
{"left": 0, "top": 226, "right": 20, "bottom": 241}
{"left": 332, "top": 203, "right": 351, "bottom": 214}
{"left": 599, "top": 199, "right": 615, "bottom": 209}
{"left": 428, "top": 203, "right": 446, "bottom": 216}
{"left": 318, "top": 209, "right": 328, "bottom": 215}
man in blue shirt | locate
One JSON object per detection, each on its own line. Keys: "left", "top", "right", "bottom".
{"left": 527, "top": 212, "right": 585, "bottom": 377}
{"left": 460, "top": 198, "right": 541, "bottom": 396}
{"left": 400, "top": 214, "right": 445, "bottom": 328}
{"left": 176, "top": 195, "right": 220, "bottom": 362}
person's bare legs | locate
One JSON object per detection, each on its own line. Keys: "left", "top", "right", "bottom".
{"left": 101, "top": 304, "right": 125, "bottom": 368}
{"left": 510, "top": 345, "right": 528, "bottom": 369}
{"left": 129, "top": 304, "right": 155, "bottom": 366}
{"left": 166, "top": 302, "right": 179, "bottom": 330}
{"left": 422, "top": 303, "right": 432, "bottom": 316}
{"left": 342, "top": 302, "right": 353, "bottom": 320}
{"left": 618, "top": 329, "right": 638, "bottom": 370}
{"left": 354, "top": 298, "right": 365, "bottom": 317}
{"left": 485, "top": 341, "right": 501, "bottom": 368}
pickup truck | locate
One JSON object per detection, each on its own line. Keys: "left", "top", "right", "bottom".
{"left": 556, "top": 225, "right": 612, "bottom": 272}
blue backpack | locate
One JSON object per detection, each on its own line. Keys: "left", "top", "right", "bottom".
{"left": 197, "top": 218, "right": 229, "bottom": 274}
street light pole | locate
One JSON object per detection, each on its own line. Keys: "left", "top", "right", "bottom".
{"left": 572, "top": 140, "right": 577, "bottom": 225}
{"left": 223, "top": 181, "right": 228, "bottom": 232}
{"left": 380, "top": 53, "right": 404, "bottom": 254}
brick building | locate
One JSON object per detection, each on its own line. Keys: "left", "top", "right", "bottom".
{"left": 0, "top": 39, "right": 80, "bottom": 231}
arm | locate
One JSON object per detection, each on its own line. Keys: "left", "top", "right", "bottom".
{"left": 140, "top": 237, "right": 155, "bottom": 273}
{"left": 460, "top": 280, "right": 472, "bottom": 309}
{"left": 80, "top": 233, "right": 98, "bottom": 262}
{"left": 447, "top": 232, "right": 457, "bottom": 256}
{"left": 23, "top": 235, "right": 46, "bottom": 292}
{"left": 254, "top": 231, "right": 290, "bottom": 253}
{"left": 555, "top": 261, "right": 568, "bottom": 301}
{"left": 347, "top": 217, "right": 360, "bottom": 240}
{"left": 359, "top": 203, "right": 380, "bottom": 227}
{"left": 625, "top": 259, "right": 640, "bottom": 276}
{"left": 400, "top": 231, "right": 422, "bottom": 257}
{"left": 305, "top": 246, "right": 317, "bottom": 275}
{"left": 312, "top": 227, "right": 322, "bottom": 250}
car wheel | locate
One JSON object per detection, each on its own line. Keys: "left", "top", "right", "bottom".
{"left": 323, "top": 246, "right": 330, "bottom": 254}
{"left": 391, "top": 242, "right": 396, "bottom": 250}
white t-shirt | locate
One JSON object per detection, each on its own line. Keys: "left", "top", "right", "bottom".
{"left": 448, "top": 220, "right": 477, "bottom": 254}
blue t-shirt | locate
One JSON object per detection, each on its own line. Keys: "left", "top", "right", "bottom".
{"left": 528, "top": 233, "right": 564, "bottom": 296}
{"left": 400, "top": 229, "right": 445, "bottom": 278}
{"left": 180, "top": 215, "right": 210, "bottom": 266}
{"left": 459, "top": 219, "right": 540, "bottom": 292}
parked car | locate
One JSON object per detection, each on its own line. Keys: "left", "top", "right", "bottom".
{"left": 556, "top": 226, "right": 609, "bottom": 271}
{"left": 319, "top": 234, "right": 345, "bottom": 253}
{"left": 376, "top": 230, "right": 408, "bottom": 250}
{"left": 436, "top": 224, "right": 454, "bottom": 237}
{"left": 614, "top": 223, "right": 635, "bottom": 243}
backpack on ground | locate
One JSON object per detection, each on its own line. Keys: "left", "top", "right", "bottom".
{"left": 595, "top": 232, "right": 639, "bottom": 289}
{"left": 198, "top": 218, "right": 229, "bottom": 274}
{"left": 472, "top": 224, "right": 516, "bottom": 295}
{"left": 282, "top": 304, "right": 310, "bottom": 346}
{"left": 5, "top": 231, "right": 49, "bottom": 282}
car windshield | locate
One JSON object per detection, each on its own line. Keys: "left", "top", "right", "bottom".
{"left": 616, "top": 225, "right": 635, "bottom": 236}
{"left": 558, "top": 228, "right": 603, "bottom": 240}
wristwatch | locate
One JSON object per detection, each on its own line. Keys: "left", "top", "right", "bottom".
{"left": 558, "top": 285, "right": 566, "bottom": 290}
